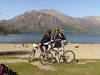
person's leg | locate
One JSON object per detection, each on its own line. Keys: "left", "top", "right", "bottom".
{"left": 39, "top": 45, "right": 44, "bottom": 52}
{"left": 44, "top": 45, "right": 48, "bottom": 51}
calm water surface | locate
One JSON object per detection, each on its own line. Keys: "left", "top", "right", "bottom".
{"left": 0, "top": 34, "right": 100, "bottom": 43}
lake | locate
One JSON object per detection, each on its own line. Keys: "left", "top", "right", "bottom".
{"left": 0, "top": 34, "right": 100, "bottom": 43}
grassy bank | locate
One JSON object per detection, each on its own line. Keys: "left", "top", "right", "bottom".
{"left": 5, "top": 59, "right": 100, "bottom": 75}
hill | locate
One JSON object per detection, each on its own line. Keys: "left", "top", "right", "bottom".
{"left": 1, "top": 9, "right": 100, "bottom": 34}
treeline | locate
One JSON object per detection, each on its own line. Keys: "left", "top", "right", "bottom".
{"left": 0, "top": 25, "right": 21, "bottom": 34}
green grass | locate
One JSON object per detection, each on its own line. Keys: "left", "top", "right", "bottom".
{"left": 5, "top": 59, "right": 100, "bottom": 75}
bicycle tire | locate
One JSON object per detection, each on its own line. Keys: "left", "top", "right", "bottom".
{"left": 28, "top": 48, "right": 35, "bottom": 63}
{"left": 72, "top": 59, "right": 79, "bottom": 64}
{"left": 49, "top": 48, "right": 59, "bottom": 63}
{"left": 39, "top": 51, "right": 53, "bottom": 65}
{"left": 55, "top": 52, "right": 60, "bottom": 63}
{"left": 64, "top": 50, "right": 75, "bottom": 63}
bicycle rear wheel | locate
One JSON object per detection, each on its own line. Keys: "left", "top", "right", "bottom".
{"left": 64, "top": 50, "right": 75, "bottom": 63}
{"left": 28, "top": 48, "right": 35, "bottom": 63}
{"left": 39, "top": 51, "right": 53, "bottom": 65}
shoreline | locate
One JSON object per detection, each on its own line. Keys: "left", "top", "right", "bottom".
{"left": 0, "top": 40, "right": 100, "bottom": 44}
{"left": 1, "top": 42, "right": 100, "bottom": 45}
{"left": 0, "top": 43, "right": 100, "bottom": 59}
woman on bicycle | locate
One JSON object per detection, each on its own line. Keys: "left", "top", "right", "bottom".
{"left": 39, "top": 29, "right": 52, "bottom": 52}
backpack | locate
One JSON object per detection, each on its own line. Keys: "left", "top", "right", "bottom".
{"left": 0, "top": 64, "right": 8, "bottom": 75}
{"left": 0, "top": 63, "right": 16, "bottom": 75}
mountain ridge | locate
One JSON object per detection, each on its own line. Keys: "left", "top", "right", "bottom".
{"left": 1, "top": 9, "right": 100, "bottom": 34}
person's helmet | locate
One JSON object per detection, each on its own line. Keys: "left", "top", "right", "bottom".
{"left": 55, "top": 27, "right": 60, "bottom": 32}
{"left": 46, "top": 29, "right": 51, "bottom": 34}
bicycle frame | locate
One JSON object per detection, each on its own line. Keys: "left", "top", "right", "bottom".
{"left": 49, "top": 42, "right": 76, "bottom": 63}
{"left": 29, "top": 42, "right": 77, "bottom": 64}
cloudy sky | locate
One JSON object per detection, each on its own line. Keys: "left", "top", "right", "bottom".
{"left": 0, "top": 0, "right": 100, "bottom": 19}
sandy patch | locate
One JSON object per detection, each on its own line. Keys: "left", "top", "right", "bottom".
{"left": 31, "top": 61, "right": 57, "bottom": 71}
{"left": 0, "top": 59, "right": 27, "bottom": 63}
{"left": 1, "top": 43, "right": 100, "bottom": 59}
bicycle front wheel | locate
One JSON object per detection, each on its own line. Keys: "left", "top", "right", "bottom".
{"left": 28, "top": 48, "right": 35, "bottom": 63}
{"left": 64, "top": 50, "right": 75, "bottom": 63}
{"left": 39, "top": 51, "right": 53, "bottom": 65}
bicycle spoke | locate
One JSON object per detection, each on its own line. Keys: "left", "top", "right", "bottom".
{"left": 28, "top": 49, "right": 35, "bottom": 62}
{"left": 39, "top": 51, "right": 53, "bottom": 65}
{"left": 64, "top": 50, "right": 75, "bottom": 63}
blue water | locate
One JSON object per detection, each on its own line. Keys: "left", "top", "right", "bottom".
{"left": 66, "top": 34, "right": 100, "bottom": 43}
{"left": 0, "top": 34, "right": 100, "bottom": 43}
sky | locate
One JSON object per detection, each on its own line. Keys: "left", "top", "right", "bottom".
{"left": 0, "top": 0, "right": 100, "bottom": 20}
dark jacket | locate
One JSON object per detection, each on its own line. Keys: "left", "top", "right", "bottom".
{"left": 52, "top": 32, "right": 66, "bottom": 41}
{"left": 51, "top": 32, "right": 66, "bottom": 48}
{"left": 40, "top": 34, "right": 51, "bottom": 45}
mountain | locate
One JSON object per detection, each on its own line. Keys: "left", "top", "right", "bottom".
{"left": 4, "top": 10, "right": 63, "bottom": 33}
{"left": 77, "top": 17, "right": 100, "bottom": 34}
{"left": 1, "top": 9, "right": 100, "bottom": 34}
{"left": 38, "top": 9, "right": 100, "bottom": 34}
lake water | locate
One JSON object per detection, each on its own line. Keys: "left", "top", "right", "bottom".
{"left": 0, "top": 34, "right": 100, "bottom": 43}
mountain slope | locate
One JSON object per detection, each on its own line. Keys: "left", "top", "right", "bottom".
{"left": 1, "top": 9, "right": 100, "bottom": 34}
{"left": 38, "top": 9, "right": 100, "bottom": 34}
{"left": 5, "top": 10, "right": 63, "bottom": 33}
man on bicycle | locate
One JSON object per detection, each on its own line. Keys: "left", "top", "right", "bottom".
{"left": 39, "top": 29, "right": 52, "bottom": 52}
{"left": 51, "top": 27, "right": 67, "bottom": 48}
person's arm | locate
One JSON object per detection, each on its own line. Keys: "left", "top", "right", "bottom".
{"left": 61, "top": 33, "right": 69, "bottom": 44}
{"left": 40, "top": 35, "right": 46, "bottom": 44}
{"left": 60, "top": 33, "right": 66, "bottom": 40}
{"left": 51, "top": 33, "right": 55, "bottom": 42}
{"left": 60, "top": 33, "right": 68, "bottom": 47}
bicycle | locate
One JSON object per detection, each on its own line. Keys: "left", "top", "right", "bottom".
{"left": 49, "top": 41, "right": 78, "bottom": 63}
{"left": 39, "top": 50, "right": 53, "bottom": 65}
{"left": 28, "top": 42, "right": 78, "bottom": 64}
{"left": 28, "top": 44, "right": 37, "bottom": 62}
{"left": 28, "top": 43, "right": 54, "bottom": 65}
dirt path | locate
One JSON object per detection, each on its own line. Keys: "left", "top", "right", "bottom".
{"left": 0, "top": 59, "right": 57, "bottom": 71}
{"left": 0, "top": 59, "right": 27, "bottom": 63}
{"left": 31, "top": 61, "right": 57, "bottom": 71}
